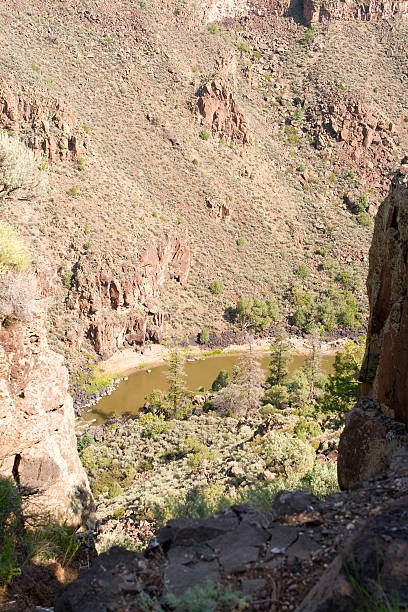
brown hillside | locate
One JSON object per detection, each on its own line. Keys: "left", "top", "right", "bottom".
{"left": 0, "top": 0, "right": 407, "bottom": 361}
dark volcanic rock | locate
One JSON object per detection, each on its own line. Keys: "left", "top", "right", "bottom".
{"left": 337, "top": 397, "right": 407, "bottom": 490}
{"left": 360, "top": 161, "right": 408, "bottom": 425}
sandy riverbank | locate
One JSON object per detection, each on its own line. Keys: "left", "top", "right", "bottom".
{"left": 99, "top": 336, "right": 346, "bottom": 379}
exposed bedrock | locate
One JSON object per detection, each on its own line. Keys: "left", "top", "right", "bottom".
{"left": 0, "top": 300, "right": 94, "bottom": 527}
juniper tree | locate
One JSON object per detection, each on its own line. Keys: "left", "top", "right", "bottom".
{"left": 267, "top": 326, "right": 291, "bottom": 387}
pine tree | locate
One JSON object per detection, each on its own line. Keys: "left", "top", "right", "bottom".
{"left": 267, "top": 326, "right": 291, "bottom": 387}
{"left": 166, "top": 348, "right": 187, "bottom": 417}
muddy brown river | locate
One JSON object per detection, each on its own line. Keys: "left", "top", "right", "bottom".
{"left": 81, "top": 351, "right": 335, "bottom": 425}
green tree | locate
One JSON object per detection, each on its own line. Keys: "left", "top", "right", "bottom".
{"left": 211, "top": 369, "right": 230, "bottom": 392}
{"left": 267, "top": 326, "right": 291, "bottom": 387}
{"left": 234, "top": 295, "right": 280, "bottom": 332}
{"left": 166, "top": 349, "right": 187, "bottom": 417}
{"left": 319, "top": 338, "right": 365, "bottom": 419}
{"left": 198, "top": 327, "right": 209, "bottom": 344}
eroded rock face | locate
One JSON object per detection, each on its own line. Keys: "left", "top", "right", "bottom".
{"left": 0, "top": 306, "right": 94, "bottom": 527}
{"left": 304, "top": 0, "right": 408, "bottom": 26}
{"left": 360, "top": 160, "right": 408, "bottom": 423}
{"left": 306, "top": 92, "right": 397, "bottom": 198}
{"left": 197, "top": 78, "right": 252, "bottom": 147}
{"left": 66, "top": 236, "right": 190, "bottom": 355}
{"left": 0, "top": 78, "right": 88, "bottom": 162}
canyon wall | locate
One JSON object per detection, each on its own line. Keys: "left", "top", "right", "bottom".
{"left": 0, "top": 298, "right": 94, "bottom": 527}
{"left": 338, "top": 159, "right": 408, "bottom": 489}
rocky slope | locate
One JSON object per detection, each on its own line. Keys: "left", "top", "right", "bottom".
{"left": 1, "top": 0, "right": 407, "bottom": 364}
{"left": 0, "top": 285, "right": 94, "bottom": 527}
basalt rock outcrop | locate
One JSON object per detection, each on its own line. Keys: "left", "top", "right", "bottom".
{"left": 306, "top": 92, "right": 397, "bottom": 198}
{"left": 66, "top": 236, "right": 190, "bottom": 355}
{"left": 359, "top": 159, "right": 408, "bottom": 422}
{"left": 0, "top": 299, "right": 94, "bottom": 527}
{"left": 304, "top": 0, "right": 408, "bottom": 25}
{"left": 338, "top": 160, "right": 408, "bottom": 489}
{"left": 197, "top": 78, "right": 252, "bottom": 147}
{"left": 0, "top": 78, "right": 88, "bottom": 162}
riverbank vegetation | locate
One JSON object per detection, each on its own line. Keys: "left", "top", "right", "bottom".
{"left": 78, "top": 334, "right": 364, "bottom": 553}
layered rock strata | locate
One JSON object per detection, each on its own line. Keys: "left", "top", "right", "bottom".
{"left": 0, "top": 304, "right": 94, "bottom": 527}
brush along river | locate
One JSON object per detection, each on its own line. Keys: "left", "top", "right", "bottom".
{"left": 81, "top": 351, "right": 335, "bottom": 426}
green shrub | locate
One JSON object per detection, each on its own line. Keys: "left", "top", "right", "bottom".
{"left": 63, "top": 272, "right": 74, "bottom": 289}
{"left": 77, "top": 432, "right": 95, "bottom": 453}
{"left": 356, "top": 212, "right": 373, "bottom": 227}
{"left": 285, "top": 125, "right": 299, "bottom": 144}
{"left": 263, "top": 432, "right": 315, "bottom": 479}
{"left": 299, "top": 25, "right": 316, "bottom": 46}
{"left": 0, "top": 222, "right": 30, "bottom": 276}
{"left": 292, "top": 307, "right": 307, "bottom": 327}
{"left": 211, "top": 369, "right": 230, "bottom": 391}
{"left": 294, "top": 264, "right": 310, "bottom": 279}
{"left": 294, "top": 417, "right": 322, "bottom": 442}
{"left": 292, "top": 104, "right": 305, "bottom": 126}
{"left": 237, "top": 41, "right": 250, "bottom": 52}
{"left": 236, "top": 236, "right": 246, "bottom": 246}
{"left": 199, "top": 129, "right": 210, "bottom": 141}
{"left": 0, "top": 478, "right": 23, "bottom": 586}
{"left": 198, "top": 327, "right": 209, "bottom": 344}
{"left": 353, "top": 192, "right": 368, "bottom": 213}
{"left": 166, "top": 579, "right": 251, "bottom": 611}
{"left": 67, "top": 185, "right": 78, "bottom": 196}
{"left": 209, "top": 281, "right": 224, "bottom": 295}
{"left": 234, "top": 295, "right": 280, "bottom": 331}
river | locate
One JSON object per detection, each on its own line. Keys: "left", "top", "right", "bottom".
{"left": 81, "top": 351, "right": 335, "bottom": 425}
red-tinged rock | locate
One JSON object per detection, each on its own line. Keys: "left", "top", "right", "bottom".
{"left": 197, "top": 77, "right": 252, "bottom": 147}
{"left": 0, "top": 294, "right": 94, "bottom": 527}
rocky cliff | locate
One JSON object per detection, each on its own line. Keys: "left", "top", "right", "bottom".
{"left": 338, "top": 160, "right": 408, "bottom": 489}
{"left": 0, "top": 293, "right": 94, "bottom": 527}
{"left": 359, "top": 158, "right": 408, "bottom": 422}
{"left": 66, "top": 236, "right": 190, "bottom": 356}
{"left": 304, "top": 0, "right": 408, "bottom": 25}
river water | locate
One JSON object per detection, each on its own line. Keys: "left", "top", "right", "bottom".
{"left": 81, "top": 352, "right": 334, "bottom": 425}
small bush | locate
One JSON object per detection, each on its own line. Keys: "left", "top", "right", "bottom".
{"left": 236, "top": 237, "right": 246, "bottom": 246}
{"left": 77, "top": 433, "right": 95, "bottom": 453}
{"left": 0, "top": 131, "right": 48, "bottom": 199}
{"left": 0, "top": 223, "right": 30, "bottom": 276}
{"left": 0, "top": 271, "right": 37, "bottom": 324}
{"left": 211, "top": 369, "right": 230, "bottom": 391}
{"left": 237, "top": 41, "right": 250, "bottom": 52}
{"left": 209, "top": 281, "right": 224, "bottom": 295}
{"left": 356, "top": 212, "right": 373, "bottom": 227}
{"left": 67, "top": 186, "right": 78, "bottom": 197}
{"left": 295, "top": 264, "right": 310, "bottom": 279}
{"left": 166, "top": 579, "right": 251, "bottom": 611}
{"left": 199, "top": 129, "right": 210, "bottom": 141}
{"left": 198, "top": 327, "right": 209, "bottom": 344}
